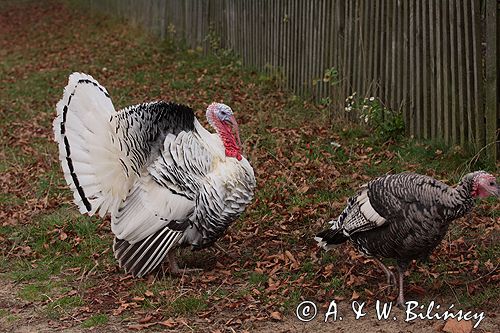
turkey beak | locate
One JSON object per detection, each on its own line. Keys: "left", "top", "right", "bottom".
{"left": 495, "top": 185, "right": 500, "bottom": 197}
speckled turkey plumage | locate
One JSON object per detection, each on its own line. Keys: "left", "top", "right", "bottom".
{"left": 315, "top": 171, "right": 489, "bottom": 305}
{"left": 317, "top": 172, "right": 476, "bottom": 259}
{"left": 53, "top": 73, "right": 255, "bottom": 277}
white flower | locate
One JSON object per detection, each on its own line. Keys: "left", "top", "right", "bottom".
{"left": 364, "top": 115, "right": 369, "bottom": 123}
{"left": 330, "top": 141, "right": 341, "bottom": 148}
{"left": 369, "top": 97, "right": 375, "bottom": 101}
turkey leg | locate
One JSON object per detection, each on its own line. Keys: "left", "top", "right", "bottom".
{"left": 167, "top": 252, "right": 202, "bottom": 275}
{"left": 373, "top": 258, "right": 396, "bottom": 286}
{"left": 396, "top": 262, "right": 408, "bottom": 307}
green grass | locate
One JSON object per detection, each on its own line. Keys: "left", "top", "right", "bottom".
{"left": 4, "top": 207, "right": 110, "bottom": 283}
{"left": 0, "top": 309, "right": 18, "bottom": 323}
{"left": 45, "top": 296, "right": 84, "bottom": 319}
{"left": 282, "top": 289, "right": 302, "bottom": 312}
{"left": 81, "top": 314, "right": 109, "bottom": 328}
{"left": 248, "top": 272, "right": 268, "bottom": 286}
{"left": 457, "top": 285, "right": 500, "bottom": 308}
{"left": 169, "top": 295, "right": 208, "bottom": 315}
{"left": 18, "top": 282, "right": 56, "bottom": 302}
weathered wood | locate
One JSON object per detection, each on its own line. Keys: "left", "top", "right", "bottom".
{"left": 441, "top": 1, "right": 451, "bottom": 144}
{"left": 390, "top": 0, "right": 397, "bottom": 113}
{"left": 471, "top": 0, "right": 484, "bottom": 151}
{"left": 484, "top": 0, "right": 498, "bottom": 160}
{"left": 402, "top": 0, "right": 410, "bottom": 131}
{"left": 462, "top": 0, "right": 474, "bottom": 145}
{"left": 373, "top": 0, "right": 381, "bottom": 99}
{"left": 421, "top": 0, "right": 429, "bottom": 139}
{"left": 409, "top": 0, "right": 416, "bottom": 137}
{"left": 448, "top": 0, "right": 458, "bottom": 145}
{"left": 428, "top": 0, "right": 436, "bottom": 138}
{"left": 90, "top": 0, "right": 497, "bottom": 159}
{"left": 455, "top": 0, "right": 466, "bottom": 145}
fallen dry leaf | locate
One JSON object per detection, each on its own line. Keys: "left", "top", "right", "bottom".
{"left": 442, "top": 318, "right": 472, "bottom": 333}
{"left": 128, "top": 322, "right": 157, "bottom": 330}
{"left": 158, "top": 319, "right": 178, "bottom": 328}
{"left": 270, "top": 311, "right": 282, "bottom": 321}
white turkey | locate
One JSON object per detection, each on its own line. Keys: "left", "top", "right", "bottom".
{"left": 315, "top": 171, "right": 499, "bottom": 306}
{"left": 53, "top": 73, "right": 256, "bottom": 277}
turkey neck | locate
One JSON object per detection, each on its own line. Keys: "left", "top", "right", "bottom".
{"left": 446, "top": 177, "right": 475, "bottom": 220}
{"left": 216, "top": 122, "right": 241, "bottom": 160}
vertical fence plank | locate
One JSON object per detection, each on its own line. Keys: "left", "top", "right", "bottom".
{"left": 449, "top": 0, "right": 458, "bottom": 145}
{"left": 291, "top": 0, "right": 298, "bottom": 93}
{"left": 303, "top": 0, "right": 310, "bottom": 96}
{"left": 361, "top": 0, "right": 369, "bottom": 97}
{"left": 360, "top": 0, "right": 366, "bottom": 97}
{"left": 441, "top": 1, "right": 451, "bottom": 143}
{"left": 283, "top": 0, "right": 290, "bottom": 91}
{"left": 384, "top": 0, "right": 391, "bottom": 107}
{"left": 394, "top": 0, "right": 403, "bottom": 112}
{"left": 429, "top": 0, "right": 436, "bottom": 139}
{"left": 409, "top": 0, "right": 416, "bottom": 137}
{"left": 435, "top": 2, "right": 443, "bottom": 139}
{"left": 402, "top": 0, "right": 410, "bottom": 130}
{"left": 421, "top": 0, "right": 429, "bottom": 139}
{"left": 366, "top": 0, "right": 375, "bottom": 97}
{"left": 317, "top": 0, "right": 326, "bottom": 100}
{"left": 484, "top": 0, "right": 498, "bottom": 159}
{"left": 462, "top": 0, "right": 474, "bottom": 145}
{"left": 352, "top": 0, "right": 360, "bottom": 97}
{"left": 390, "top": 0, "right": 397, "bottom": 111}
{"left": 372, "top": 0, "right": 383, "bottom": 96}
{"left": 456, "top": 0, "right": 466, "bottom": 145}
{"left": 471, "top": 0, "right": 484, "bottom": 151}
{"left": 339, "top": 0, "right": 347, "bottom": 105}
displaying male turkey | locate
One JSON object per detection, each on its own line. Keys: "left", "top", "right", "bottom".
{"left": 315, "top": 171, "right": 499, "bottom": 306}
{"left": 53, "top": 72, "right": 256, "bottom": 277}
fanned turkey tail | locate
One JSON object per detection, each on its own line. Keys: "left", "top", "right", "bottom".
{"left": 314, "top": 197, "right": 355, "bottom": 250}
{"left": 53, "top": 72, "right": 132, "bottom": 217}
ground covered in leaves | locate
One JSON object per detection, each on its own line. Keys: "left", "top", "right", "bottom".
{"left": 0, "top": 1, "right": 499, "bottom": 332}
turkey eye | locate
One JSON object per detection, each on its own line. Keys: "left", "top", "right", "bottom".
{"left": 490, "top": 181, "right": 495, "bottom": 186}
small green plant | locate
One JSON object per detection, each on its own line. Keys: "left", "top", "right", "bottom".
{"left": 345, "top": 93, "right": 404, "bottom": 141}
{"left": 314, "top": 67, "right": 343, "bottom": 122}
{"left": 322, "top": 67, "right": 341, "bottom": 86}
{"left": 204, "top": 24, "right": 232, "bottom": 58}
{"left": 249, "top": 272, "right": 268, "bottom": 286}
{"left": 81, "top": 314, "right": 109, "bottom": 328}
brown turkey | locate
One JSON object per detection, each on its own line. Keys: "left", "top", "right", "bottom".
{"left": 315, "top": 171, "right": 499, "bottom": 306}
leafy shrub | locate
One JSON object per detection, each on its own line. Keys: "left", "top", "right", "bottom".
{"left": 345, "top": 93, "right": 405, "bottom": 141}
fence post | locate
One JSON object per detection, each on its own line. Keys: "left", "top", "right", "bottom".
{"left": 484, "top": 0, "right": 498, "bottom": 161}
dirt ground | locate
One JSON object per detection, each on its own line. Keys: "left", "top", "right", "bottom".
{"left": 1, "top": 281, "right": 498, "bottom": 332}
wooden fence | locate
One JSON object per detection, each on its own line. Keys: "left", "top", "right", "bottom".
{"left": 88, "top": 0, "right": 499, "bottom": 159}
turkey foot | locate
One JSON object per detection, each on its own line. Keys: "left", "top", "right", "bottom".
{"left": 167, "top": 252, "right": 202, "bottom": 275}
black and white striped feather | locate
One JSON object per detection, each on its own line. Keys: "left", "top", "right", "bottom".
{"left": 54, "top": 73, "right": 255, "bottom": 277}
